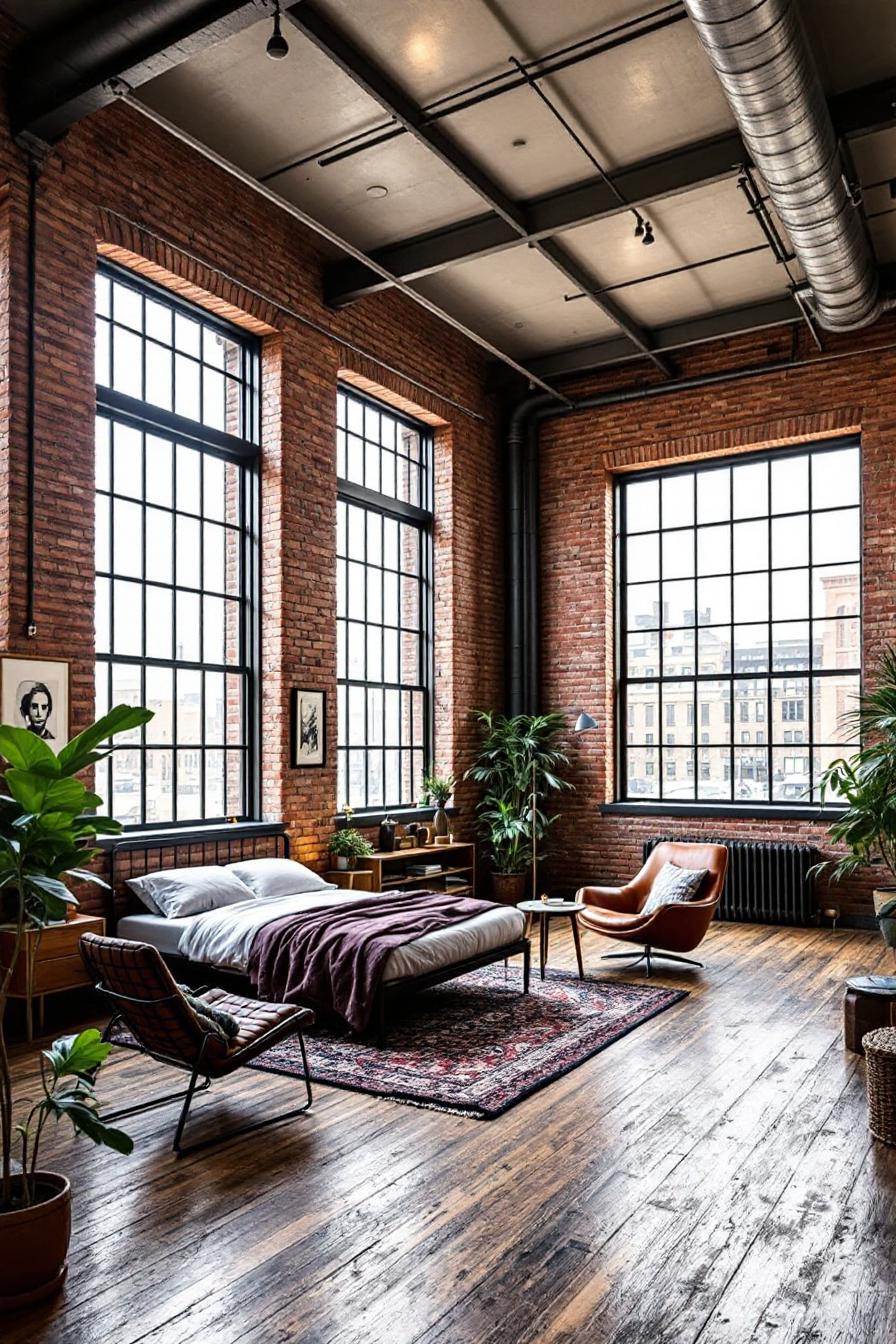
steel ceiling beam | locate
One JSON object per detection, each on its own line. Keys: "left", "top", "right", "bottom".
{"left": 8, "top": 0, "right": 266, "bottom": 145}
{"left": 325, "top": 78, "right": 896, "bottom": 308}
{"left": 284, "top": 0, "right": 670, "bottom": 374}
{"left": 520, "top": 296, "right": 803, "bottom": 381}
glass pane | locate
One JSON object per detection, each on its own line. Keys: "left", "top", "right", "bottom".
{"left": 812, "top": 746, "right": 849, "bottom": 802}
{"left": 146, "top": 586, "right": 172, "bottom": 661}
{"left": 113, "top": 282, "right": 142, "bottom": 330}
{"left": 366, "top": 511, "right": 382, "bottom": 565}
{"left": 174, "top": 313, "right": 201, "bottom": 356}
{"left": 662, "top": 472, "right": 694, "bottom": 527}
{"left": 113, "top": 500, "right": 143, "bottom": 579}
{"left": 113, "top": 423, "right": 142, "bottom": 498}
{"left": 662, "top": 747, "right": 695, "bottom": 799}
{"left": 627, "top": 582, "right": 660, "bottom": 630}
{"left": 226, "top": 750, "right": 244, "bottom": 816}
{"left": 627, "top": 682, "right": 658, "bottom": 742}
{"left": 225, "top": 674, "right": 244, "bottom": 746}
{"left": 697, "top": 467, "right": 730, "bottom": 523}
{"left": 111, "top": 751, "right": 142, "bottom": 825}
{"left": 205, "top": 750, "right": 225, "bottom": 819}
{"left": 813, "top": 447, "right": 859, "bottom": 510}
{"left": 176, "top": 515, "right": 201, "bottom": 588}
{"left": 772, "top": 747, "right": 810, "bottom": 801}
{"left": 202, "top": 367, "right": 225, "bottom": 431}
{"left": 697, "top": 577, "right": 730, "bottom": 626}
{"left": 627, "top": 532, "right": 660, "bottom": 582}
{"left": 112, "top": 325, "right": 142, "bottom": 398}
{"left": 366, "top": 626, "right": 382, "bottom": 683}
{"left": 145, "top": 666, "right": 174, "bottom": 744}
{"left": 145, "top": 508, "right": 172, "bottom": 584}
{"left": 661, "top": 528, "right": 693, "bottom": 580}
{"left": 176, "top": 748, "right": 202, "bottom": 820}
{"left": 697, "top": 747, "right": 732, "bottom": 801}
{"left": 771, "top": 455, "right": 808, "bottom": 513}
{"left": 367, "top": 752, "right": 384, "bottom": 808}
{"left": 95, "top": 319, "right": 111, "bottom": 387}
{"left": 698, "top": 681, "right": 730, "bottom": 743}
{"left": 95, "top": 494, "right": 110, "bottom": 572}
{"left": 203, "top": 595, "right": 225, "bottom": 664}
{"left": 176, "top": 590, "right": 200, "bottom": 662}
{"left": 734, "top": 572, "right": 768, "bottom": 624}
{"left": 733, "top": 519, "right": 767, "bottom": 572}
{"left": 626, "top": 478, "right": 659, "bottom": 532}
{"left": 732, "top": 460, "right": 768, "bottom": 519}
{"left": 772, "top": 568, "right": 809, "bottom": 621}
{"left": 697, "top": 523, "right": 730, "bottom": 576}
{"left": 176, "top": 445, "right": 201, "bottom": 514}
{"left": 145, "top": 298, "right": 171, "bottom": 344}
{"left": 145, "top": 435, "right": 172, "bottom": 506}
{"left": 812, "top": 564, "right": 859, "bottom": 618}
{"left": 772, "top": 621, "right": 810, "bottom": 670}
{"left": 176, "top": 669, "right": 202, "bottom": 744}
{"left": 661, "top": 682, "right": 694, "bottom": 744}
{"left": 347, "top": 504, "right": 366, "bottom": 561}
{"left": 733, "top": 747, "right": 768, "bottom": 802}
{"left": 812, "top": 617, "right": 860, "bottom": 670}
{"left": 383, "top": 518, "right": 399, "bottom": 570}
{"left": 662, "top": 579, "right": 695, "bottom": 629}
{"left": 349, "top": 623, "right": 366, "bottom": 679}
{"left": 383, "top": 572, "right": 399, "bottom": 627}
{"left": 733, "top": 623, "right": 768, "bottom": 673}
{"left": 96, "top": 577, "right": 110, "bottom": 655}
{"left": 113, "top": 579, "right": 142, "bottom": 656}
{"left": 145, "top": 343, "right": 172, "bottom": 411}
{"left": 698, "top": 626, "right": 731, "bottom": 674}
{"left": 813, "top": 508, "right": 860, "bottom": 565}
{"left": 772, "top": 515, "right": 808, "bottom": 570}
{"left": 771, "top": 678, "right": 809, "bottom": 742}
{"left": 813, "top": 674, "right": 861, "bottom": 744}
{"left": 626, "top": 748, "right": 660, "bottom": 798}
{"left": 734, "top": 680, "right": 768, "bottom": 742}
{"left": 111, "top": 663, "right": 142, "bottom": 742}
{"left": 204, "top": 523, "right": 226, "bottom": 592}
{"left": 96, "top": 417, "right": 111, "bottom": 490}
{"left": 627, "top": 629, "right": 659, "bottom": 678}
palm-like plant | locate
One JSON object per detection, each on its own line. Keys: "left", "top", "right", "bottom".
{"left": 464, "top": 711, "right": 572, "bottom": 874}
{"left": 813, "top": 647, "right": 896, "bottom": 901}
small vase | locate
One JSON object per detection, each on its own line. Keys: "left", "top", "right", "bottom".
{"left": 334, "top": 855, "right": 349, "bottom": 871}
{"left": 433, "top": 806, "right": 450, "bottom": 838}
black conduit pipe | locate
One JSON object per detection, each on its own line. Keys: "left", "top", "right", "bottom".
{"left": 24, "top": 154, "right": 39, "bottom": 639}
{"left": 505, "top": 337, "right": 896, "bottom": 717}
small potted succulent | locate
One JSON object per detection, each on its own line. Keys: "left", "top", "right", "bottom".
{"left": 422, "top": 771, "right": 456, "bottom": 839}
{"left": 328, "top": 828, "right": 374, "bottom": 872}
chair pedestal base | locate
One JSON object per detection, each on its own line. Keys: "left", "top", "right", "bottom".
{"left": 600, "top": 945, "right": 704, "bottom": 978}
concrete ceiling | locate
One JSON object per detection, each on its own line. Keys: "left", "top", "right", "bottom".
{"left": 4, "top": 0, "right": 896, "bottom": 388}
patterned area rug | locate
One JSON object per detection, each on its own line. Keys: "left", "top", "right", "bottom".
{"left": 249, "top": 966, "right": 688, "bottom": 1119}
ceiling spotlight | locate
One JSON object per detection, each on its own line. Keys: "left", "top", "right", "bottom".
{"left": 642, "top": 220, "right": 655, "bottom": 246}
{"left": 266, "top": 2, "right": 289, "bottom": 59}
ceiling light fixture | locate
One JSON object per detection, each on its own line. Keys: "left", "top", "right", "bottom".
{"left": 266, "top": 1, "right": 289, "bottom": 59}
{"left": 366, "top": 184, "right": 389, "bottom": 198}
{"left": 634, "top": 217, "right": 644, "bottom": 239}
{"left": 642, "top": 220, "right": 655, "bottom": 246}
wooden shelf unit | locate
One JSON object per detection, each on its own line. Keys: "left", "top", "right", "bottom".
{"left": 0, "top": 912, "right": 105, "bottom": 1041}
{"left": 348, "top": 841, "right": 476, "bottom": 897}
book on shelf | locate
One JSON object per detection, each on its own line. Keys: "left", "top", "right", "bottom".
{"left": 407, "top": 863, "right": 443, "bottom": 877}
{"left": 443, "top": 875, "right": 469, "bottom": 888}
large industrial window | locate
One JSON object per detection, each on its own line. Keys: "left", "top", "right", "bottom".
{"left": 618, "top": 440, "right": 861, "bottom": 807}
{"left": 95, "top": 262, "right": 260, "bottom": 827}
{"left": 336, "top": 387, "right": 433, "bottom": 812}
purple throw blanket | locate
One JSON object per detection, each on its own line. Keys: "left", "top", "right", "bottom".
{"left": 247, "top": 890, "right": 500, "bottom": 1032}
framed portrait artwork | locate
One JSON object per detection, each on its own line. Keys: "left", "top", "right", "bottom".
{"left": 0, "top": 655, "right": 70, "bottom": 748}
{"left": 291, "top": 689, "right": 326, "bottom": 768}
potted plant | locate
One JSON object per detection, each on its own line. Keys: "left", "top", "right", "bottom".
{"left": 328, "top": 828, "right": 374, "bottom": 871}
{"left": 464, "top": 711, "right": 571, "bottom": 904}
{"left": 0, "top": 703, "right": 152, "bottom": 1307}
{"left": 421, "top": 771, "right": 456, "bottom": 839}
{"left": 812, "top": 648, "right": 896, "bottom": 948}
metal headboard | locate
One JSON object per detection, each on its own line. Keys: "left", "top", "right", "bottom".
{"left": 102, "top": 822, "right": 290, "bottom": 931}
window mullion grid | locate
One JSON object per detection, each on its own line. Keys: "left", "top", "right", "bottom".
{"left": 199, "top": 447, "right": 206, "bottom": 824}
{"left": 140, "top": 427, "right": 148, "bottom": 826}
{"left": 363, "top": 505, "right": 369, "bottom": 810}
{"left": 807, "top": 448, "right": 815, "bottom": 801}
{"left": 657, "top": 478, "right": 664, "bottom": 800}
{"left": 766, "top": 456, "right": 773, "bottom": 803}
{"left": 693, "top": 479, "right": 699, "bottom": 800}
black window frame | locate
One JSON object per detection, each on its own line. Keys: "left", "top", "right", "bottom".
{"left": 95, "top": 260, "right": 262, "bottom": 830}
{"left": 336, "top": 384, "right": 434, "bottom": 816}
{"left": 614, "top": 438, "right": 862, "bottom": 814}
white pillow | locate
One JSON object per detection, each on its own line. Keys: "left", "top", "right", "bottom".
{"left": 226, "top": 857, "right": 335, "bottom": 901}
{"left": 126, "top": 865, "right": 254, "bottom": 919}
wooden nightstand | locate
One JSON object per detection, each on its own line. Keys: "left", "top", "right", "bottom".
{"left": 327, "top": 869, "right": 375, "bottom": 891}
{"left": 0, "top": 913, "right": 105, "bottom": 1041}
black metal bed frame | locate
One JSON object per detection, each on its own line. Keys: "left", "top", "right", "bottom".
{"left": 102, "top": 824, "right": 531, "bottom": 1045}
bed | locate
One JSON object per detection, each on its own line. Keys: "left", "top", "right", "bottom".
{"left": 103, "top": 824, "right": 530, "bottom": 1043}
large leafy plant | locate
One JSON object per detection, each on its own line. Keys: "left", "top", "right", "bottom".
{"left": 465, "top": 711, "right": 572, "bottom": 874}
{"left": 812, "top": 647, "right": 896, "bottom": 898}
{"left": 0, "top": 703, "right": 152, "bottom": 1212}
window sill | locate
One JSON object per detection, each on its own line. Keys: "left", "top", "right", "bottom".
{"left": 334, "top": 806, "right": 459, "bottom": 829}
{"left": 95, "top": 820, "right": 282, "bottom": 850}
{"left": 599, "top": 801, "right": 846, "bottom": 823}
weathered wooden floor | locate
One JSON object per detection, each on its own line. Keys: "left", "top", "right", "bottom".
{"left": 7, "top": 921, "right": 895, "bottom": 1344}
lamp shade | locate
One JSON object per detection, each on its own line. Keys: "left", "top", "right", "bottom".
{"left": 574, "top": 711, "right": 598, "bottom": 733}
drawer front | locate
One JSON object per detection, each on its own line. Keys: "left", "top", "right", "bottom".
{"left": 31, "top": 953, "right": 93, "bottom": 995}
{"left": 42, "top": 919, "right": 104, "bottom": 957}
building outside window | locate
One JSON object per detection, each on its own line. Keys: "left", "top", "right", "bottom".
{"left": 336, "top": 386, "right": 433, "bottom": 812}
{"left": 95, "top": 262, "right": 260, "bottom": 826}
{"left": 618, "top": 441, "right": 861, "bottom": 804}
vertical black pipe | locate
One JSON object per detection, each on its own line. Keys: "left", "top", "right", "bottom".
{"left": 24, "top": 153, "right": 38, "bottom": 638}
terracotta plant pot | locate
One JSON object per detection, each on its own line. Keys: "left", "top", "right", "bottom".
{"left": 491, "top": 872, "right": 528, "bottom": 906}
{"left": 874, "top": 888, "right": 896, "bottom": 949}
{"left": 0, "top": 1172, "right": 71, "bottom": 1309}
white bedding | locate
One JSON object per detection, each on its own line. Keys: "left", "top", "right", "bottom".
{"left": 119, "top": 890, "right": 525, "bottom": 984}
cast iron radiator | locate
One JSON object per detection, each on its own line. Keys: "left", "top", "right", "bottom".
{"left": 643, "top": 837, "right": 817, "bottom": 927}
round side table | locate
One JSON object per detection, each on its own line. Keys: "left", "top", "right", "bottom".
{"left": 844, "top": 975, "right": 896, "bottom": 1054}
{"left": 517, "top": 900, "right": 585, "bottom": 980}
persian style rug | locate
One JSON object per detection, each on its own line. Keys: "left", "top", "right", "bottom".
{"left": 248, "top": 966, "right": 688, "bottom": 1119}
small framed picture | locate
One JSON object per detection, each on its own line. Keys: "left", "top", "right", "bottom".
{"left": 291, "top": 688, "right": 326, "bottom": 767}
{"left": 0, "top": 655, "right": 70, "bottom": 748}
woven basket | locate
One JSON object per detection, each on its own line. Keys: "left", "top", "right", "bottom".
{"left": 863, "top": 1026, "right": 896, "bottom": 1145}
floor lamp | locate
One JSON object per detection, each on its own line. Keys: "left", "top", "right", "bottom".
{"left": 530, "top": 710, "right": 598, "bottom": 901}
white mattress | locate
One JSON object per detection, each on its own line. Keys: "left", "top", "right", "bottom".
{"left": 116, "top": 898, "right": 524, "bottom": 983}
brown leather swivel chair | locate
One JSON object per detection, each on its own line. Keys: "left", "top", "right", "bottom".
{"left": 576, "top": 842, "right": 728, "bottom": 976}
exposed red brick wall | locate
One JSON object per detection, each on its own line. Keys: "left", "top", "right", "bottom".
{"left": 0, "top": 16, "right": 503, "bottom": 912}
{"left": 540, "top": 319, "right": 896, "bottom": 923}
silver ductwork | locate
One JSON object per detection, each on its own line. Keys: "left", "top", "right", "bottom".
{"left": 683, "top": 0, "right": 885, "bottom": 331}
